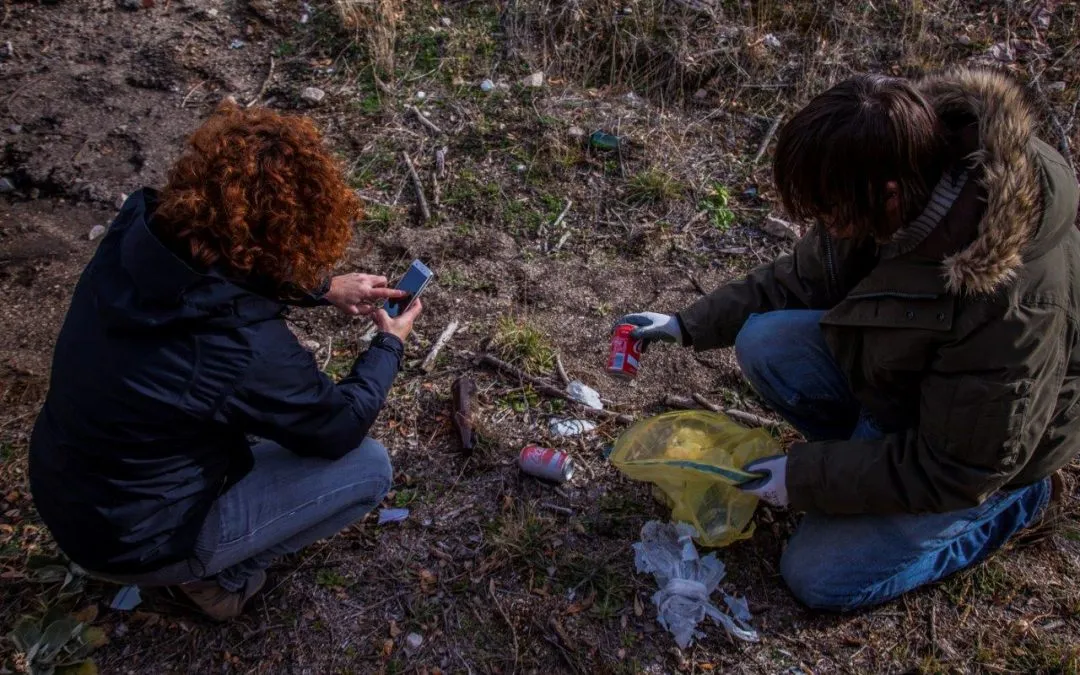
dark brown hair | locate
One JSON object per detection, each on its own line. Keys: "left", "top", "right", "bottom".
{"left": 773, "top": 74, "right": 949, "bottom": 242}
{"left": 155, "top": 101, "right": 361, "bottom": 293}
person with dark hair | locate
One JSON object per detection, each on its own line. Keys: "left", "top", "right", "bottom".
{"left": 29, "top": 102, "right": 422, "bottom": 620}
{"left": 619, "top": 68, "right": 1079, "bottom": 611}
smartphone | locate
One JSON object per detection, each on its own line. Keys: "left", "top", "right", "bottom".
{"left": 385, "top": 259, "right": 434, "bottom": 318}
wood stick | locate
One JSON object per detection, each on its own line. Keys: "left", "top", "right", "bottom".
{"left": 539, "top": 502, "right": 574, "bottom": 516}
{"left": 662, "top": 394, "right": 781, "bottom": 428}
{"left": 554, "top": 353, "right": 570, "bottom": 385}
{"left": 406, "top": 104, "right": 443, "bottom": 135}
{"left": 421, "top": 320, "right": 459, "bottom": 373}
{"left": 322, "top": 335, "right": 333, "bottom": 371}
{"left": 402, "top": 152, "right": 431, "bottom": 222}
{"left": 751, "top": 114, "right": 783, "bottom": 165}
{"left": 687, "top": 272, "right": 708, "bottom": 296}
{"left": 247, "top": 56, "right": 275, "bottom": 108}
{"left": 471, "top": 351, "right": 635, "bottom": 424}
{"left": 551, "top": 199, "right": 572, "bottom": 229}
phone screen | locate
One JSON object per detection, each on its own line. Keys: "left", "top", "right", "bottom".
{"left": 385, "top": 260, "right": 433, "bottom": 318}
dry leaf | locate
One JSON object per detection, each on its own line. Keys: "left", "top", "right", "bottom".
{"left": 380, "top": 639, "right": 394, "bottom": 658}
{"left": 419, "top": 568, "right": 437, "bottom": 594}
{"left": 633, "top": 594, "right": 644, "bottom": 617}
{"left": 389, "top": 620, "right": 402, "bottom": 638}
{"left": 72, "top": 604, "right": 99, "bottom": 623}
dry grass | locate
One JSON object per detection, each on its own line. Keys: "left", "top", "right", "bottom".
{"left": 334, "top": 0, "right": 402, "bottom": 79}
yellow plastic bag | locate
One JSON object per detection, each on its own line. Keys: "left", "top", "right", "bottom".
{"left": 609, "top": 409, "right": 781, "bottom": 548}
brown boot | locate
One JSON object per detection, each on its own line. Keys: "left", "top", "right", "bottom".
{"left": 1013, "top": 471, "right": 1068, "bottom": 548}
{"left": 177, "top": 569, "right": 267, "bottom": 621}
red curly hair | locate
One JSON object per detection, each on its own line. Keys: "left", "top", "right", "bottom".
{"left": 155, "top": 101, "right": 361, "bottom": 294}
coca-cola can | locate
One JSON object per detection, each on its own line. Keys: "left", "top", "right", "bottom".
{"left": 518, "top": 445, "right": 575, "bottom": 482}
{"left": 607, "top": 323, "right": 643, "bottom": 379}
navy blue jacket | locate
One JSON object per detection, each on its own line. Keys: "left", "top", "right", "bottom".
{"left": 29, "top": 189, "right": 403, "bottom": 574}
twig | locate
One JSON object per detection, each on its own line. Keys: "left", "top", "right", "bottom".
{"left": 471, "top": 351, "right": 635, "bottom": 424}
{"left": 489, "top": 580, "right": 520, "bottom": 675}
{"left": 435, "top": 146, "right": 448, "bottom": 178}
{"left": 406, "top": 104, "right": 443, "bottom": 135}
{"left": 179, "top": 80, "right": 206, "bottom": 109}
{"left": 246, "top": 56, "right": 275, "bottom": 108}
{"left": 552, "top": 231, "right": 571, "bottom": 252}
{"left": 551, "top": 199, "right": 572, "bottom": 229}
{"left": 421, "top": 320, "right": 460, "bottom": 373}
{"left": 402, "top": 152, "right": 432, "bottom": 222}
{"left": 751, "top": 115, "right": 783, "bottom": 165}
{"left": 662, "top": 394, "right": 781, "bottom": 428}
{"left": 615, "top": 117, "right": 627, "bottom": 178}
{"left": 554, "top": 353, "right": 570, "bottom": 385}
{"left": 687, "top": 272, "right": 708, "bottom": 295}
{"left": 322, "top": 336, "right": 333, "bottom": 371}
{"left": 539, "top": 502, "right": 574, "bottom": 516}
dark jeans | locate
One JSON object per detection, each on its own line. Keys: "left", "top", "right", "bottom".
{"left": 734, "top": 310, "right": 1051, "bottom": 612}
{"left": 99, "top": 438, "right": 391, "bottom": 592}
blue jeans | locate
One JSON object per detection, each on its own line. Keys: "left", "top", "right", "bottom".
{"left": 103, "top": 438, "right": 392, "bottom": 592}
{"left": 734, "top": 310, "right": 1051, "bottom": 612}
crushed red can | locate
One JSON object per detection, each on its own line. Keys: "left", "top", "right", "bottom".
{"left": 519, "top": 445, "right": 575, "bottom": 482}
{"left": 607, "top": 323, "right": 643, "bottom": 379}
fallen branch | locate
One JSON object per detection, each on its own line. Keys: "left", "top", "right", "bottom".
{"left": 760, "top": 214, "right": 799, "bottom": 241}
{"left": 322, "top": 336, "right": 333, "bottom": 371}
{"left": 539, "top": 502, "right": 574, "bottom": 516}
{"left": 554, "top": 353, "right": 570, "bottom": 385}
{"left": 662, "top": 394, "right": 781, "bottom": 428}
{"left": 687, "top": 272, "right": 708, "bottom": 296}
{"left": 421, "top": 320, "right": 459, "bottom": 373}
{"left": 551, "top": 199, "right": 572, "bottom": 229}
{"left": 402, "top": 152, "right": 432, "bottom": 222}
{"left": 751, "top": 115, "right": 783, "bottom": 165}
{"left": 471, "top": 351, "right": 635, "bottom": 424}
{"left": 246, "top": 56, "right": 275, "bottom": 108}
{"left": 489, "top": 580, "right": 520, "bottom": 675}
{"left": 406, "top": 104, "right": 443, "bottom": 135}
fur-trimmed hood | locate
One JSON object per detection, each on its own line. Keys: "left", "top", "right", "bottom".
{"left": 917, "top": 68, "right": 1044, "bottom": 295}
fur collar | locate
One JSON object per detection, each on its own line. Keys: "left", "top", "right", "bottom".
{"left": 918, "top": 68, "right": 1042, "bottom": 295}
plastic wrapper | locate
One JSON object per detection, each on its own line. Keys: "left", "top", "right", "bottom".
{"left": 633, "top": 521, "right": 759, "bottom": 646}
{"left": 610, "top": 410, "right": 780, "bottom": 547}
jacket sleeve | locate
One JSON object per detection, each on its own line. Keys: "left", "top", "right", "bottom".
{"left": 677, "top": 226, "right": 874, "bottom": 350}
{"left": 786, "top": 307, "right": 1064, "bottom": 514}
{"left": 217, "top": 332, "right": 404, "bottom": 459}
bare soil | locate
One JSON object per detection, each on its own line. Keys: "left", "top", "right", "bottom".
{"left": 1, "top": 1, "right": 1079, "bottom": 673}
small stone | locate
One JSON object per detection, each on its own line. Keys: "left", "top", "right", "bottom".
{"left": 439, "top": 17, "right": 451, "bottom": 27}
{"left": 301, "top": 87, "right": 326, "bottom": 104}
{"left": 762, "top": 33, "right": 781, "bottom": 49}
{"left": 515, "top": 164, "right": 526, "bottom": 173}
{"left": 89, "top": 225, "right": 107, "bottom": 241}
{"left": 625, "top": 92, "right": 643, "bottom": 107}
{"left": 7, "top": 125, "right": 21, "bottom": 134}
{"left": 0, "top": 177, "right": 14, "bottom": 193}
{"left": 207, "top": 8, "right": 218, "bottom": 17}
{"left": 957, "top": 34, "right": 972, "bottom": 46}
{"left": 405, "top": 633, "right": 423, "bottom": 651}
{"left": 1047, "top": 81, "right": 1067, "bottom": 92}
{"left": 479, "top": 79, "right": 494, "bottom": 93}
{"left": 229, "top": 39, "right": 246, "bottom": 50}
{"left": 622, "top": 6, "right": 632, "bottom": 14}
{"left": 415, "top": 91, "right": 427, "bottom": 100}
{"left": 567, "top": 126, "right": 585, "bottom": 139}
{"left": 693, "top": 88, "right": 708, "bottom": 100}
{"left": 117, "top": 0, "right": 141, "bottom": 10}
{"left": 521, "top": 71, "right": 544, "bottom": 88}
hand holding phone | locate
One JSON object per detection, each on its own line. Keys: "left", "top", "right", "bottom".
{"left": 374, "top": 298, "right": 423, "bottom": 343}
{"left": 385, "top": 259, "right": 434, "bottom": 318}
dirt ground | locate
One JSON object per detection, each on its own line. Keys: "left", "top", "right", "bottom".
{"left": 2, "top": 0, "right": 1079, "bottom": 673}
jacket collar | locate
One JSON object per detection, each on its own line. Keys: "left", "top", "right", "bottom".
{"left": 917, "top": 68, "right": 1043, "bottom": 295}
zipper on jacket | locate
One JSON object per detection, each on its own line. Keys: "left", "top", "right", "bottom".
{"left": 822, "top": 230, "right": 840, "bottom": 299}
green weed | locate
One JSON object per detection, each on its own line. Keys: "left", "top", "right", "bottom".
{"left": 702, "top": 183, "right": 736, "bottom": 230}
{"left": 491, "top": 316, "right": 556, "bottom": 374}
{"left": 626, "top": 169, "right": 683, "bottom": 204}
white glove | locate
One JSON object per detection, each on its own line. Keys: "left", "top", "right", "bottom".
{"left": 738, "top": 455, "right": 789, "bottom": 508}
{"left": 617, "top": 312, "right": 683, "bottom": 345}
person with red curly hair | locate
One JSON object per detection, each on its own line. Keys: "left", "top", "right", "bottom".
{"left": 28, "top": 102, "right": 422, "bottom": 620}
